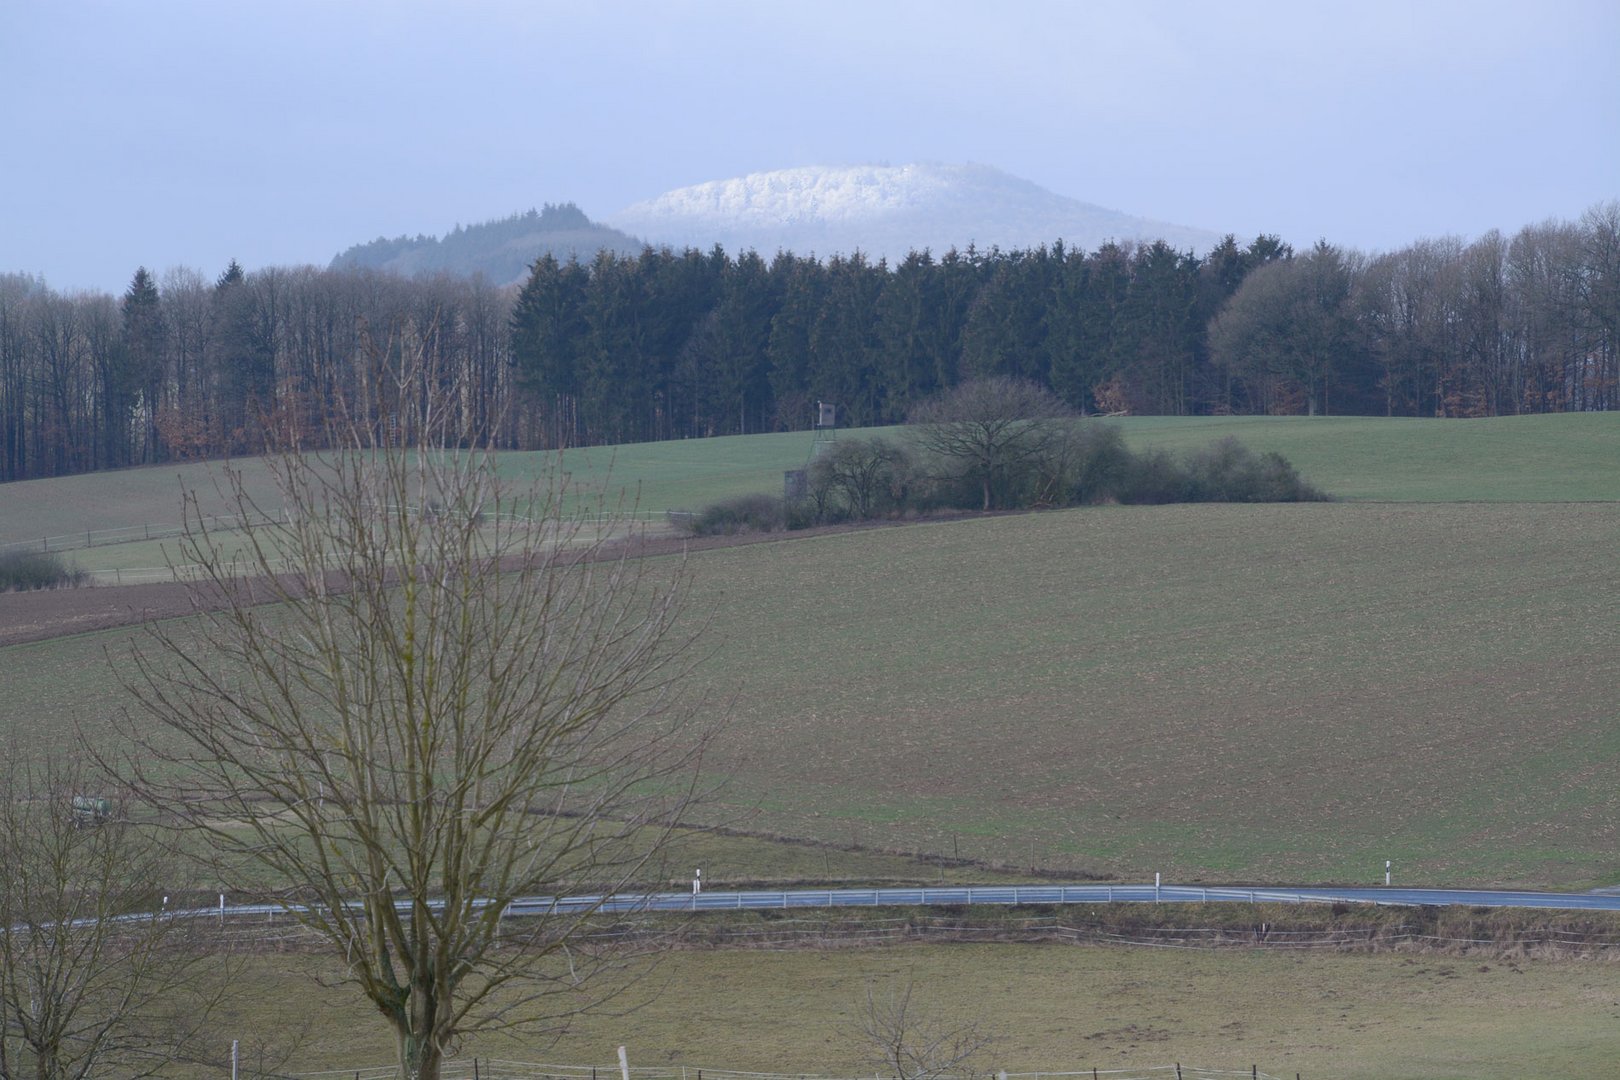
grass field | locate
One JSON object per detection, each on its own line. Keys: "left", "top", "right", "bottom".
{"left": 217, "top": 940, "right": 1620, "bottom": 1080}
{"left": 1109, "top": 412, "right": 1620, "bottom": 502}
{"left": 3, "top": 413, "right": 1617, "bottom": 554}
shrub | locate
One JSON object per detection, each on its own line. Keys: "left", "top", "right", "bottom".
{"left": 1119, "top": 448, "right": 1193, "bottom": 504}
{"left": 0, "top": 550, "right": 86, "bottom": 591}
{"left": 687, "top": 433, "right": 1327, "bottom": 535}
{"left": 1067, "top": 423, "right": 1136, "bottom": 504}
{"left": 782, "top": 497, "right": 828, "bottom": 530}
{"left": 1250, "top": 449, "right": 1329, "bottom": 502}
{"left": 810, "top": 437, "right": 915, "bottom": 520}
{"left": 1184, "top": 436, "right": 1329, "bottom": 502}
{"left": 685, "top": 493, "right": 786, "bottom": 536}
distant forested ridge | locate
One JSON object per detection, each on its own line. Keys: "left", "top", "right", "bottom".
{"left": 0, "top": 202, "right": 1615, "bottom": 483}
{"left": 330, "top": 203, "right": 645, "bottom": 284}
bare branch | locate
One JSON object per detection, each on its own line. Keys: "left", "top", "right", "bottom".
{"left": 858, "top": 978, "right": 999, "bottom": 1080}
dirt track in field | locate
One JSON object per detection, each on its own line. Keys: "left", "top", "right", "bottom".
{"left": 0, "top": 518, "right": 950, "bottom": 650}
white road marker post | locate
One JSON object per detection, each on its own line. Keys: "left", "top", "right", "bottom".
{"left": 1385, "top": 860, "right": 1392, "bottom": 886}
{"left": 1155, "top": 872, "right": 1161, "bottom": 902}
{"left": 618, "top": 1045, "right": 631, "bottom": 1080}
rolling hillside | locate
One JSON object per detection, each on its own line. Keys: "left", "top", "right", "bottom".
{"left": 3, "top": 414, "right": 1617, "bottom": 887}
{"left": 4, "top": 414, "right": 1616, "bottom": 551}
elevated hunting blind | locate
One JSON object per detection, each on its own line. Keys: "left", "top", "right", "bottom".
{"left": 811, "top": 400, "right": 838, "bottom": 458}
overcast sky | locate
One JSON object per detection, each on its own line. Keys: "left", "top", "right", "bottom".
{"left": 4, "top": 0, "right": 1616, "bottom": 294}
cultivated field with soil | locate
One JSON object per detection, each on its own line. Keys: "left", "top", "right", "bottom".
{"left": 4, "top": 416, "right": 1618, "bottom": 887}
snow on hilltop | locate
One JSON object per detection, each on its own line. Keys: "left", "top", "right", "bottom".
{"left": 607, "top": 163, "right": 1220, "bottom": 259}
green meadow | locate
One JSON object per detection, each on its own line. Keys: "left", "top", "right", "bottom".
{"left": 4, "top": 413, "right": 1618, "bottom": 555}
{"left": 211, "top": 939, "right": 1620, "bottom": 1080}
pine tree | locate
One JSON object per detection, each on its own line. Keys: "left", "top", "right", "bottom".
{"left": 121, "top": 266, "right": 167, "bottom": 462}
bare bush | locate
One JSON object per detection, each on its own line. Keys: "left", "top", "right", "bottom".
{"left": 857, "top": 979, "right": 1000, "bottom": 1080}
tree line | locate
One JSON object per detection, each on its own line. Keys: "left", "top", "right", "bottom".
{"left": 0, "top": 264, "right": 521, "bottom": 483}
{"left": 512, "top": 201, "right": 1619, "bottom": 439}
{"left": 2, "top": 201, "right": 1615, "bottom": 484}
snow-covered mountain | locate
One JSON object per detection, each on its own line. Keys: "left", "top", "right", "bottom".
{"left": 607, "top": 163, "right": 1220, "bottom": 260}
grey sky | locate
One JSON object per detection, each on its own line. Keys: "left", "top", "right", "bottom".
{"left": 4, "top": 0, "right": 1616, "bottom": 294}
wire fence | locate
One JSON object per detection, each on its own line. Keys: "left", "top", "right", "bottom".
{"left": 1, "top": 509, "right": 673, "bottom": 560}
{"left": 0, "top": 514, "right": 276, "bottom": 555}
{"left": 168, "top": 905, "right": 1620, "bottom": 959}
{"left": 291, "top": 1061, "right": 1288, "bottom": 1080}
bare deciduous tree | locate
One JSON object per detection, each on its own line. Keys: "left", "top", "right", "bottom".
{"left": 116, "top": 338, "right": 712, "bottom": 1080}
{"left": 811, "top": 436, "right": 913, "bottom": 519}
{"left": 0, "top": 756, "right": 222, "bottom": 1080}
{"left": 907, "top": 376, "right": 1074, "bottom": 511}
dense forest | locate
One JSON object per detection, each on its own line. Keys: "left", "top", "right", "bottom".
{"left": 1, "top": 202, "right": 1615, "bottom": 483}
{"left": 513, "top": 203, "right": 1619, "bottom": 442}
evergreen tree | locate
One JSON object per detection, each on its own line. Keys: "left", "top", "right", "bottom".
{"left": 872, "top": 250, "right": 940, "bottom": 420}
{"left": 121, "top": 266, "right": 167, "bottom": 462}
{"left": 512, "top": 253, "right": 590, "bottom": 446}
{"left": 212, "top": 259, "right": 276, "bottom": 448}
{"left": 808, "top": 253, "right": 885, "bottom": 425}
{"left": 1116, "top": 241, "right": 1200, "bottom": 415}
{"left": 765, "top": 253, "right": 825, "bottom": 429}
{"left": 693, "top": 248, "right": 773, "bottom": 435}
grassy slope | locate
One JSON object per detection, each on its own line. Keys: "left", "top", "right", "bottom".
{"left": 4, "top": 413, "right": 1618, "bottom": 550}
{"left": 228, "top": 942, "right": 1620, "bottom": 1080}
{"left": 1115, "top": 413, "right": 1620, "bottom": 502}
{"left": 5, "top": 415, "right": 1620, "bottom": 886}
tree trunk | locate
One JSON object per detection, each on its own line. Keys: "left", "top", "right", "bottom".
{"left": 396, "top": 1024, "right": 443, "bottom": 1080}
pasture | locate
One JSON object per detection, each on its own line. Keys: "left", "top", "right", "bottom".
{"left": 3, "top": 413, "right": 1618, "bottom": 556}
{"left": 214, "top": 939, "right": 1620, "bottom": 1080}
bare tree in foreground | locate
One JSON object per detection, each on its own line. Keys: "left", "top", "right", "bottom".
{"left": 117, "top": 337, "right": 712, "bottom": 1080}
{"left": 858, "top": 979, "right": 999, "bottom": 1080}
{"left": 0, "top": 756, "right": 221, "bottom": 1080}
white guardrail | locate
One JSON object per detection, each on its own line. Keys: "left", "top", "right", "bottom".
{"left": 87, "top": 882, "right": 1620, "bottom": 936}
